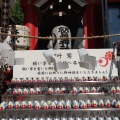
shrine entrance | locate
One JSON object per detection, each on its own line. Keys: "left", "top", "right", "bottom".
{"left": 33, "top": 0, "right": 88, "bottom": 49}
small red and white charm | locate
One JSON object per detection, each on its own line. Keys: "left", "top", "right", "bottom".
{"left": 14, "top": 101, "right": 20, "bottom": 109}
{"left": 21, "top": 101, "right": 27, "bottom": 108}
{"left": 28, "top": 101, "right": 33, "bottom": 108}
{"left": 50, "top": 102, "right": 56, "bottom": 109}
{"left": 34, "top": 101, "right": 41, "bottom": 110}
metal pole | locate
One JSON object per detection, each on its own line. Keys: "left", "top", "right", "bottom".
{"left": 101, "top": 0, "right": 110, "bottom": 48}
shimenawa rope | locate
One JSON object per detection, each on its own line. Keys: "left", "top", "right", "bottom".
{"left": 0, "top": 32, "right": 120, "bottom": 41}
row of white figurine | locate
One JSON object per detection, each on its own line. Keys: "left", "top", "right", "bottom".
{"left": 12, "top": 76, "right": 117, "bottom": 83}
{"left": 0, "top": 99, "right": 120, "bottom": 110}
{"left": 1, "top": 117, "right": 120, "bottom": 120}
{"left": 9, "top": 86, "right": 120, "bottom": 95}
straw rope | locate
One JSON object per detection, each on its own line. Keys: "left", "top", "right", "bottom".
{"left": 0, "top": 32, "right": 120, "bottom": 41}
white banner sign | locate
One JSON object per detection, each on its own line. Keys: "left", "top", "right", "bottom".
{"left": 13, "top": 49, "right": 118, "bottom": 78}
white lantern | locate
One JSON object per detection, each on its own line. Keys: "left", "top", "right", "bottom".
{"left": 48, "top": 25, "right": 71, "bottom": 49}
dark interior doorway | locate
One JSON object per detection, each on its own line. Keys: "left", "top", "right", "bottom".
{"left": 34, "top": 0, "right": 87, "bottom": 50}
{"left": 37, "top": 21, "right": 84, "bottom": 50}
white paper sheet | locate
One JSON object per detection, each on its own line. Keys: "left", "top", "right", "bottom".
{"left": 52, "top": 56, "right": 69, "bottom": 71}
{"left": 0, "top": 58, "right": 2, "bottom": 65}
{"left": 78, "top": 48, "right": 88, "bottom": 57}
{"left": 84, "top": 55, "right": 96, "bottom": 67}
{"left": 0, "top": 43, "right": 12, "bottom": 52}
{"left": 43, "top": 49, "right": 55, "bottom": 64}
{"left": 79, "top": 62, "right": 95, "bottom": 70}
{"left": 78, "top": 48, "right": 97, "bottom": 70}
{"left": 1, "top": 50, "right": 15, "bottom": 66}
{"left": 15, "top": 58, "right": 24, "bottom": 65}
{"left": 78, "top": 48, "right": 89, "bottom": 62}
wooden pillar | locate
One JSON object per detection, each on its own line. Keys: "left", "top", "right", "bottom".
{"left": 84, "top": 5, "right": 95, "bottom": 48}
{"left": 84, "top": 11, "right": 88, "bottom": 48}
{"left": 20, "top": 0, "right": 38, "bottom": 50}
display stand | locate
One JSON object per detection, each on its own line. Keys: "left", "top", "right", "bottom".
{"left": 0, "top": 49, "right": 120, "bottom": 119}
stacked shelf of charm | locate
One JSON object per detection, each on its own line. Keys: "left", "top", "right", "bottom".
{"left": 0, "top": 76, "right": 120, "bottom": 119}
{"left": 0, "top": 67, "right": 12, "bottom": 90}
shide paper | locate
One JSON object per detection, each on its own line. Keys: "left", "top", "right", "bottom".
{"left": 52, "top": 56, "right": 69, "bottom": 71}
{"left": 78, "top": 48, "right": 97, "bottom": 70}
{"left": 44, "top": 49, "right": 69, "bottom": 71}
{"left": 1, "top": 50, "right": 15, "bottom": 66}
{"left": 44, "top": 48, "right": 97, "bottom": 71}
{"left": 43, "top": 49, "right": 55, "bottom": 64}
{"left": 0, "top": 43, "right": 14, "bottom": 66}
{"left": 0, "top": 43, "right": 12, "bottom": 52}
